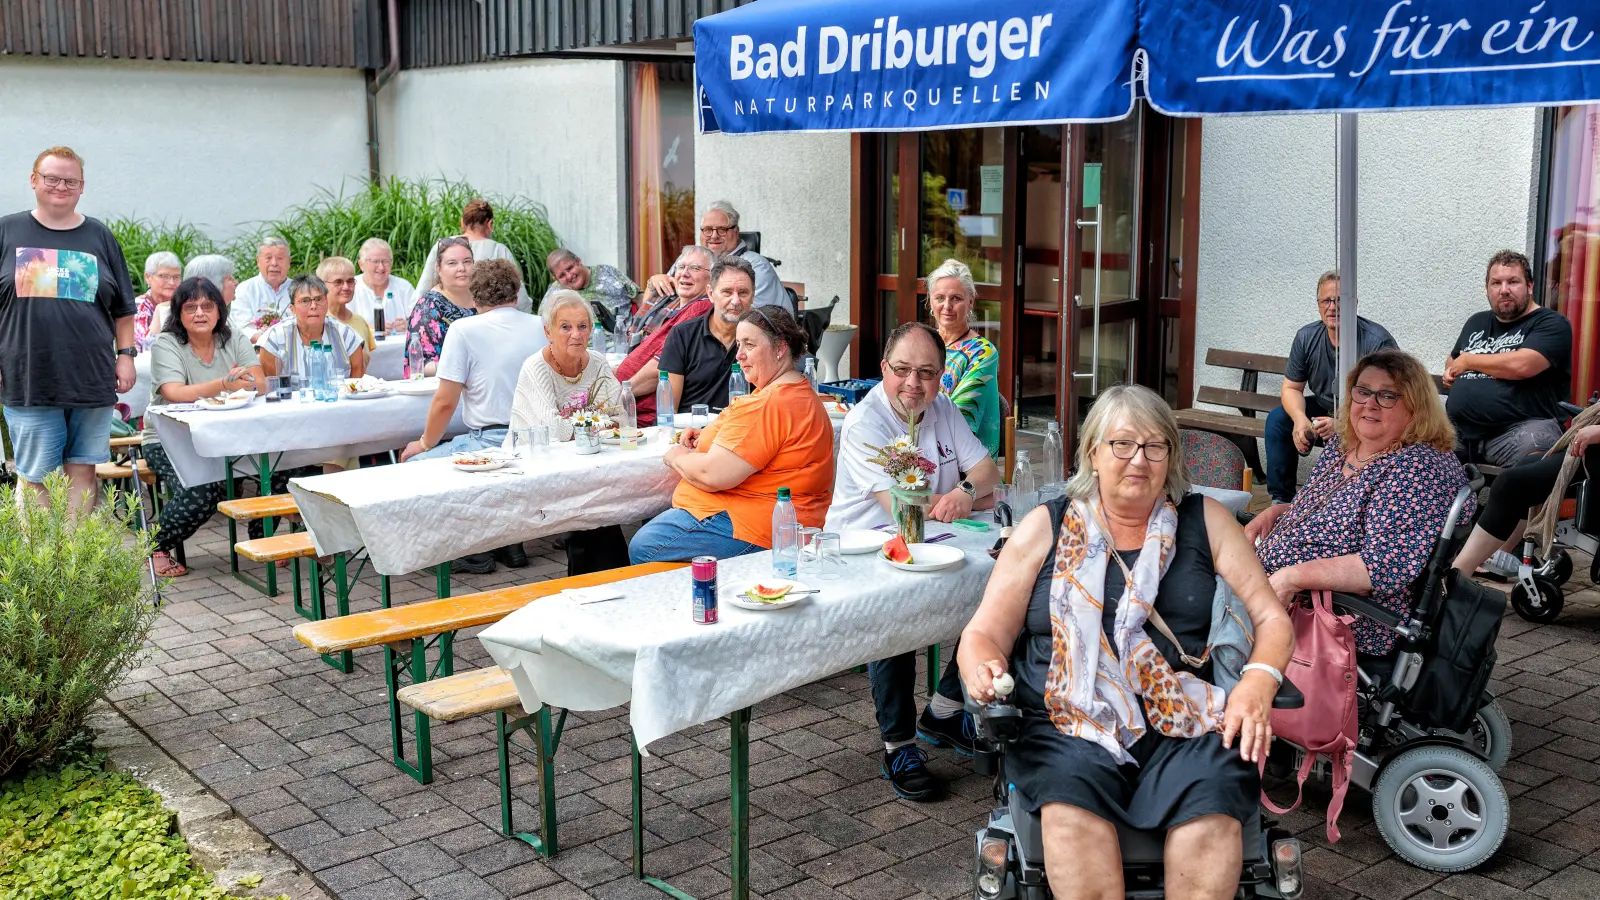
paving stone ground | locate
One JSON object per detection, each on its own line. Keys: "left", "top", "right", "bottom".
{"left": 110, "top": 510, "right": 1600, "bottom": 900}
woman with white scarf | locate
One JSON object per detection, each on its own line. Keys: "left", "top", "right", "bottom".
{"left": 958, "top": 384, "right": 1291, "bottom": 900}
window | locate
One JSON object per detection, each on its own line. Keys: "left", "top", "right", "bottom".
{"left": 1540, "top": 106, "right": 1600, "bottom": 403}
{"left": 629, "top": 62, "right": 696, "bottom": 279}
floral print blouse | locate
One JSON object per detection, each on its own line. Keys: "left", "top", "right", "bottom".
{"left": 134, "top": 293, "right": 161, "bottom": 352}
{"left": 1257, "top": 436, "right": 1473, "bottom": 655}
{"left": 942, "top": 335, "right": 1002, "bottom": 458}
{"left": 407, "top": 290, "right": 475, "bottom": 363}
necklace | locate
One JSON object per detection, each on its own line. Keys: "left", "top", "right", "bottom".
{"left": 944, "top": 329, "right": 975, "bottom": 348}
{"left": 546, "top": 347, "right": 584, "bottom": 383}
{"left": 1341, "top": 444, "right": 1392, "bottom": 475}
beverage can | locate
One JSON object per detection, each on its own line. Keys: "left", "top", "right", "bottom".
{"left": 691, "top": 556, "right": 718, "bottom": 624}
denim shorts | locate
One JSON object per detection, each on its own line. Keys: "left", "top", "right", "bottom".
{"left": 3, "top": 406, "right": 114, "bottom": 482}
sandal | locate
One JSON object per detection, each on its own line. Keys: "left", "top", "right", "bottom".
{"left": 152, "top": 551, "right": 188, "bottom": 577}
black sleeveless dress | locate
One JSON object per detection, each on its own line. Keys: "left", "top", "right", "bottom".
{"left": 1006, "top": 493, "right": 1260, "bottom": 830}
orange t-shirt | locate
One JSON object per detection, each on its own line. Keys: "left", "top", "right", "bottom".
{"left": 672, "top": 378, "right": 835, "bottom": 547}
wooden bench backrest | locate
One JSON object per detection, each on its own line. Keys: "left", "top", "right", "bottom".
{"left": 1204, "top": 348, "right": 1290, "bottom": 377}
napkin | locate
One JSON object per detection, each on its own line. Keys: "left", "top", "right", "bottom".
{"left": 562, "top": 585, "right": 626, "bottom": 604}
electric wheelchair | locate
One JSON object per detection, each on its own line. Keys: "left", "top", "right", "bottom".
{"left": 970, "top": 478, "right": 1512, "bottom": 899}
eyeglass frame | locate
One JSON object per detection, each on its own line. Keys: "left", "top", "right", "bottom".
{"left": 885, "top": 362, "right": 942, "bottom": 382}
{"left": 35, "top": 173, "right": 84, "bottom": 190}
{"left": 699, "top": 225, "right": 736, "bottom": 237}
{"left": 1349, "top": 385, "right": 1403, "bottom": 409}
{"left": 1104, "top": 439, "right": 1172, "bottom": 461}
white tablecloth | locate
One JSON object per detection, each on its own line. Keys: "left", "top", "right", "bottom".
{"left": 477, "top": 529, "right": 998, "bottom": 752}
{"left": 368, "top": 339, "right": 405, "bottom": 380}
{"left": 148, "top": 393, "right": 465, "bottom": 488}
{"left": 118, "top": 354, "right": 153, "bottom": 419}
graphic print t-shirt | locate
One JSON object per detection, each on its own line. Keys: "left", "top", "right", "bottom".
{"left": 0, "top": 211, "right": 136, "bottom": 407}
{"left": 1445, "top": 306, "right": 1573, "bottom": 441}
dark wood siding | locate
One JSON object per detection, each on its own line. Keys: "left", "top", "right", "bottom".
{"left": 0, "top": 0, "right": 387, "bottom": 68}
{"left": 400, "top": 0, "right": 483, "bottom": 68}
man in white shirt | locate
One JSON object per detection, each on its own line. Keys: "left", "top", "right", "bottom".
{"left": 415, "top": 199, "right": 533, "bottom": 313}
{"left": 826, "top": 321, "right": 1000, "bottom": 803}
{"left": 401, "top": 259, "right": 548, "bottom": 570}
{"left": 230, "top": 236, "right": 293, "bottom": 343}
{"left": 352, "top": 237, "right": 415, "bottom": 332}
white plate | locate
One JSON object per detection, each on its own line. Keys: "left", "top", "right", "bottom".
{"left": 194, "top": 394, "right": 255, "bottom": 411}
{"left": 838, "top": 529, "right": 892, "bottom": 555}
{"left": 880, "top": 543, "right": 966, "bottom": 572}
{"left": 341, "top": 389, "right": 391, "bottom": 401}
{"left": 452, "top": 458, "right": 508, "bottom": 472}
{"left": 391, "top": 378, "right": 438, "bottom": 396}
{"left": 827, "top": 408, "right": 849, "bottom": 420}
{"left": 727, "top": 578, "right": 812, "bottom": 611}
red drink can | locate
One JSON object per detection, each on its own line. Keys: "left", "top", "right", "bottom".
{"left": 691, "top": 556, "right": 718, "bottom": 624}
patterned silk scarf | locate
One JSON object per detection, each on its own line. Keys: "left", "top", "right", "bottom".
{"left": 1043, "top": 499, "right": 1229, "bottom": 764}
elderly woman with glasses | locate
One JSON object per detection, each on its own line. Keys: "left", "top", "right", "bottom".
{"left": 927, "top": 258, "right": 1001, "bottom": 458}
{"left": 629, "top": 305, "right": 834, "bottom": 564}
{"left": 134, "top": 251, "right": 183, "bottom": 352}
{"left": 141, "top": 277, "right": 265, "bottom": 576}
{"left": 1248, "top": 349, "right": 1471, "bottom": 658}
{"left": 257, "top": 275, "right": 367, "bottom": 382}
{"left": 408, "top": 237, "right": 476, "bottom": 375}
{"left": 354, "top": 237, "right": 415, "bottom": 333}
{"left": 318, "top": 256, "right": 375, "bottom": 354}
{"left": 959, "top": 384, "right": 1291, "bottom": 898}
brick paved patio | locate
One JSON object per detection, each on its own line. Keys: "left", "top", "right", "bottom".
{"left": 108, "top": 512, "right": 1600, "bottom": 900}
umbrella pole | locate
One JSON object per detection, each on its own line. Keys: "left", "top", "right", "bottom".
{"left": 1337, "top": 114, "right": 1359, "bottom": 400}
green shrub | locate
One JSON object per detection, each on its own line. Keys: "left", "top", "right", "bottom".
{"left": 0, "top": 476, "right": 158, "bottom": 780}
{"left": 105, "top": 218, "right": 220, "bottom": 296}
{"left": 0, "top": 741, "right": 275, "bottom": 899}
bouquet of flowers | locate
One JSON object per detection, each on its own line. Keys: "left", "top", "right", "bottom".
{"left": 558, "top": 388, "right": 616, "bottom": 430}
{"left": 864, "top": 418, "right": 936, "bottom": 541}
{"left": 251, "top": 309, "right": 284, "bottom": 332}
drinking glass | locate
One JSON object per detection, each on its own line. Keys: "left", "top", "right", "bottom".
{"left": 811, "top": 532, "right": 845, "bottom": 581}
{"left": 292, "top": 375, "right": 312, "bottom": 404}
{"left": 530, "top": 424, "right": 552, "bottom": 455}
{"left": 263, "top": 375, "right": 284, "bottom": 402}
{"left": 797, "top": 526, "right": 823, "bottom": 576}
{"left": 512, "top": 428, "right": 534, "bottom": 459}
{"left": 691, "top": 403, "right": 710, "bottom": 429}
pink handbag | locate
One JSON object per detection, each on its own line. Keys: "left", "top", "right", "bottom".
{"left": 1262, "top": 590, "right": 1360, "bottom": 842}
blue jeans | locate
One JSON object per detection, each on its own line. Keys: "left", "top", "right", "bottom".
{"left": 628, "top": 509, "right": 764, "bottom": 564}
{"left": 869, "top": 650, "right": 966, "bottom": 743}
{"left": 3, "top": 405, "right": 113, "bottom": 482}
{"left": 1263, "top": 395, "right": 1331, "bottom": 504}
{"left": 410, "top": 426, "right": 508, "bottom": 461}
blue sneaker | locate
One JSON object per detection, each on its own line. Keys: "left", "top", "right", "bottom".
{"left": 917, "top": 708, "right": 977, "bottom": 756}
{"left": 882, "top": 744, "right": 943, "bottom": 802}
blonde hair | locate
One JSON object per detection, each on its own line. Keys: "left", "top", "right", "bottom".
{"left": 1064, "top": 384, "right": 1191, "bottom": 503}
{"left": 1335, "top": 348, "right": 1455, "bottom": 454}
{"left": 316, "top": 256, "right": 355, "bottom": 280}
{"left": 926, "top": 258, "right": 976, "bottom": 302}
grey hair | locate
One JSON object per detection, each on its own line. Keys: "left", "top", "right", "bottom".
{"left": 288, "top": 274, "right": 327, "bottom": 303}
{"left": 1317, "top": 270, "right": 1340, "bottom": 295}
{"left": 258, "top": 235, "right": 290, "bottom": 255}
{"left": 546, "top": 247, "right": 580, "bottom": 270}
{"left": 706, "top": 200, "right": 741, "bottom": 231}
{"left": 678, "top": 244, "right": 713, "bottom": 268}
{"left": 1064, "top": 383, "right": 1191, "bottom": 503}
{"left": 144, "top": 250, "right": 181, "bottom": 276}
{"left": 710, "top": 254, "right": 756, "bottom": 290}
{"left": 358, "top": 237, "right": 392, "bottom": 260}
{"left": 183, "top": 254, "right": 236, "bottom": 290}
{"left": 541, "top": 289, "right": 591, "bottom": 330}
{"left": 926, "top": 258, "right": 976, "bottom": 302}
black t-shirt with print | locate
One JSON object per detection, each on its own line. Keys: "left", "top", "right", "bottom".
{"left": 1445, "top": 305, "right": 1573, "bottom": 441}
{"left": 0, "top": 211, "right": 136, "bottom": 408}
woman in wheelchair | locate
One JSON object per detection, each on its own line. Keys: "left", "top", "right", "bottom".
{"left": 1248, "top": 349, "right": 1471, "bottom": 659}
{"left": 958, "top": 384, "right": 1292, "bottom": 900}
{"left": 1452, "top": 420, "right": 1600, "bottom": 577}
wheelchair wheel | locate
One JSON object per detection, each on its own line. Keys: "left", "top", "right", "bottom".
{"left": 1432, "top": 700, "right": 1512, "bottom": 773}
{"left": 1510, "top": 577, "right": 1564, "bottom": 624}
{"left": 1545, "top": 549, "right": 1574, "bottom": 586}
{"left": 1372, "top": 745, "right": 1508, "bottom": 872}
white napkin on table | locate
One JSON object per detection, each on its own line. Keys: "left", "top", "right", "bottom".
{"left": 563, "top": 585, "right": 626, "bottom": 604}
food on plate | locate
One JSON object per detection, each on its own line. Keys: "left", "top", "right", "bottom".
{"left": 453, "top": 452, "right": 497, "bottom": 466}
{"left": 882, "top": 535, "right": 914, "bottom": 564}
{"left": 344, "top": 375, "right": 386, "bottom": 394}
{"left": 601, "top": 426, "right": 644, "bottom": 440}
{"left": 745, "top": 583, "right": 794, "bottom": 603}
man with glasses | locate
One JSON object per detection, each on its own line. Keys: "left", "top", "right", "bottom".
{"left": 0, "top": 146, "right": 137, "bottom": 514}
{"left": 645, "top": 200, "right": 790, "bottom": 314}
{"left": 826, "top": 321, "right": 999, "bottom": 801}
{"left": 616, "top": 245, "right": 713, "bottom": 426}
{"left": 1263, "top": 271, "right": 1396, "bottom": 504}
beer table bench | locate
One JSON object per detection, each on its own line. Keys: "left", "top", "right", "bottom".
{"left": 477, "top": 528, "right": 997, "bottom": 900}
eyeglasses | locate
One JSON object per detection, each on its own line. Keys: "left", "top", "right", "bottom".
{"left": 35, "top": 173, "right": 83, "bottom": 190}
{"left": 1317, "top": 296, "right": 1342, "bottom": 307}
{"left": 1350, "top": 385, "right": 1403, "bottom": 408}
{"left": 294, "top": 296, "right": 328, "bottom": 308}
{"left": 887, "top": 363, "right": 942, "bottom": 381}
{"left": 680, "top": 264, "right": 709, "bottom": 274}
{"left": 325, "top": 277, "right": 356, "bottom": 287}
{"left": 700, "top": 225, "right": 735, "bottom": 237}
{"left": 149, "top": 273, "right": 182, "bottom": 283}
{"left": 180, "top": 301, "right": 218, "bottom": 315}
{"left": 1105, "top": 440, "right": 1171, "bottom": 461}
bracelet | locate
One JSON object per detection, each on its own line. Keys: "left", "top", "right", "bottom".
{"left": 1241, "top": 663, "right": 1284, "bottom": 685}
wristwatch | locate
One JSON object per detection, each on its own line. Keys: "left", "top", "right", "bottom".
{"left": 958, "top": 479, "right": 976, "bottom": 499}
{"left": 116, "top": 347, "right": 136, "bottom": 358}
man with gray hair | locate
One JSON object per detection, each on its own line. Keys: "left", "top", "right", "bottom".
{"left": 230, "top": 235, "right": 293, "bottom": 343}
{"left": 645, "top": 200, "right": 788, "bottom": 314}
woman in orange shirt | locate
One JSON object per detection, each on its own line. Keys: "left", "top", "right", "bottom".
{"left": 629, "top": 304, "right": 834, "bottom": 563}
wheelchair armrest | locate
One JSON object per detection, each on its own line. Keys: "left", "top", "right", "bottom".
{"left": 1327, "top": 591, "right": 1404, "bottom": 630}
{"left": 1273, "top": 675, "right": 1304, "bottom": 710}
{"left": 1560, "top": 401, "right": 1585, "bottom": 418}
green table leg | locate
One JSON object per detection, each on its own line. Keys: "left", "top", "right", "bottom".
{"left": 926, "top": 644, "right": 940, "bottom": 698}
{"left": 380, "top": 574, "right": 392, "bottom": 609}
{"left": 499, "top": 705, "right": 564, "bottom": 856}
{"left": 258, "top": 453, "right": 277, "bottom": 598}
{"left": 224, "top": 455, "right": 240, "bottom": 578}
{"left": 634, "top": 707, "right": 752, "bottom": 900}
{"left": 384, "top": 631, "right": 456, "bottom": 784}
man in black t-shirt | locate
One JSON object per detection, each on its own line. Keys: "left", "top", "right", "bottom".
{"left": 0, "top": 147, "right": 136, "bottom": 513}
{"left": 1444, "top": 250, "right": 1573, "bottom": 468}
{"left": 660, "top": 255, "right": 754, "bottom": 414}
{"left": 1264, "top": 271, "right": 1398, "bottom": 503}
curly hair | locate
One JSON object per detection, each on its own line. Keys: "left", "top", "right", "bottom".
{"left": 471, "top": 258, "right": 522, "bottom": 309}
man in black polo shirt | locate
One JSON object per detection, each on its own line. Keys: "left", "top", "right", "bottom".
{"left": 660, "top": 255, "right": 754, "bottom": 414}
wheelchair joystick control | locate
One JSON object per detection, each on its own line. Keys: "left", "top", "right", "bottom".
{"left": 992, "top": 672, "right": 1014, "bottom": 700}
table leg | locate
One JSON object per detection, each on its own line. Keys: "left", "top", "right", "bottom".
{"left": 633, "top": 707, "right": 752, "bottom": 900}
{"left": 384, "top": 631, "right": 455, "bottom": 784}
{"left": 926, "top": 644, "right": 940, "bottom": 698}
{"left": 224, "top": 455, "right": 240, "bottom": 578}
{"left": 436, "top": 560, "right": 451, "bottom": 599}
{"left": 498, "top": 705, "right": 564, "bottom": 856}
{"left": 258, "top": 453, "right": 278, "bottom": 597}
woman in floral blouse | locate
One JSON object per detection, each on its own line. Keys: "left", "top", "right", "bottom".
{"left": 406, "top": 237, "right": 476, "bottom": 372}
{"left": 1247, "top": 348, "right": 1471, "bottom": 656}
{"left": 926, "top": 258, "right": 1001, "bottom": 458}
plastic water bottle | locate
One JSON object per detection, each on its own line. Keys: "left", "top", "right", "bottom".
{"left": 374, "top": 292, "right": 390, "bottom": 341}
{"left": 1043, "top": 421, "right": 1066, "bottom": 492}
{"left": 728, "top": 363, "right": 749, "bottom": 402}
{"left": 802, "top": 356, "right": 818, "bottom": 391}
{"left": 590, "top": 319, "right": 607, "bottom": 355}
{"left": 618, "top": 383, "right": 638, "bottom": 442}
{"left": 1012, "top": 449, "right": 1038, "bottom": 518}
{"left": 308, "top": 341, "right": 327, "bottom": 401}
{"left": 406, "top": 333, "right": 424, "bottom": 380}
{"left": 655, "top": 371, "right": 675, "bottom": 431}
{"left": 320, "top": 343, "right": 339, "bottom": 401}
{"left": 771, "top": 487, "right": 800, "bottom": 578}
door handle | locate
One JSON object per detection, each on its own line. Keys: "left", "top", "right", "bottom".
{"left": 1069, "top": 204, "right": 1104, "bottom": 392}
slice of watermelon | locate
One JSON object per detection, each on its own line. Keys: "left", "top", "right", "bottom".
{"left": 749, "top": 583, "right": 793, "bottom": 603}
{"left": 883, "top": 534, "right": 914, "bottom": 564}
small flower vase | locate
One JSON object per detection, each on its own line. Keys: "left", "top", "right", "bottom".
{"left": 890, "top": 487, "right": 930, "bottom": 544}
{"left": 573, "top": 423, "right": 602, "bottom": 455}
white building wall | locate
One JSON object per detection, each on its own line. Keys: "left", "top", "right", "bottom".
{"left": 378, "top": 58, "right": 627, "bottom": 269}
{"left": 1193, "top": 109, "right": 1541, "bottom": 407}
{"left": 0, "top": 56, "right": 368, "bottom": 238}
{"left": 694, "top": 131, "right": 853, "bottom": 322}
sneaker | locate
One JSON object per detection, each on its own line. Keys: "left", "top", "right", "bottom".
{"left": 1477, "top": 549, "right": 1519, "bottom": 582}
{"left": 454, "top": 552, "right": 497, "bottom": 575}
{"left": 882, "top": 744, "right": 944, "bottom": 802}
{"left": 916, "top": 707, "right": 977, "bottom": 756}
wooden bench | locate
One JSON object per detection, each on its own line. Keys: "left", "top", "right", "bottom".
{"left": 234, "top": 532, "right": 334, "bottom": 635}
{"left": 220, "top": 494, "right": 300, "bottom": 598}
{"left": 293, "top": 560, "right": 686, "bottom": 785}
{"left": 395, "top": 667, "right": 560, "bottom": 853}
